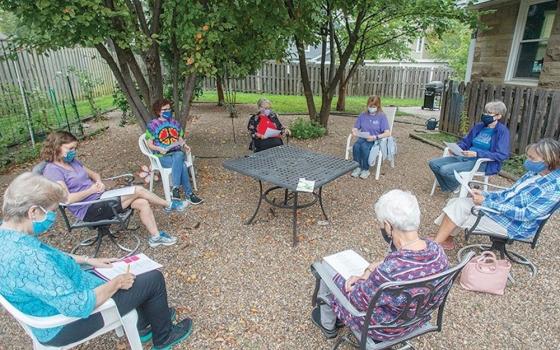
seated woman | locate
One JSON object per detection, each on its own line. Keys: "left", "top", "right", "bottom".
{"left": 0, "top": 173, "right": 193, "bottom": 349}
{"left": 429, "top": 100, "right": 510, "bottom": 193}
{"left": 41, "top": 131, "right": 181, "bottom": 248}
{"left": 350, "top": 95, "right": 391, "bottom": 179}
{"left": 311, "top": 190, "right": 449, "bottom": 341}
{"left": 146, "top": 99, "right": 203, "bottom": 205}
{"left": 247, "top": 98, "right": 290, "bottom": 152}
{"left": 434, "top": 138, "right": 560, "bottom": 249}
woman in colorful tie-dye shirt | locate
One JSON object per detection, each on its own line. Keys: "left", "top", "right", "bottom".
{"left": 312, "top": 190, "right": 449, "bottom": 342}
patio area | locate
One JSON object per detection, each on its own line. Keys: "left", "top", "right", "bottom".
{"left": 0, "top": 103, "right": 558, "bottom": 349}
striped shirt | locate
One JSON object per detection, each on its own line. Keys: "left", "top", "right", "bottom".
{"left": 482, "top": 169, "right": 560, "bottom": 240}
{"left": 330, "top": 240, "right": 449, "bottom": 341}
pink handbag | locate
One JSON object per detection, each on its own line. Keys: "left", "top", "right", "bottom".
{"left": 459, "top": 251, "right": 511, "bottom": 295}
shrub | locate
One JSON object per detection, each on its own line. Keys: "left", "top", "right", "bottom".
{"left": 289, "top": 117, "right": 326, "bottom": 139}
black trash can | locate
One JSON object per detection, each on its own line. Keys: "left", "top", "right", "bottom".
{"left": 422, "top": 81, "right": 443, "bottom": 110}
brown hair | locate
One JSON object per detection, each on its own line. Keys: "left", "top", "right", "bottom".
{"left": 365, "top": 95, "right": 383, "bottom": 112}
{"left": 152, "top": 98, "right": 173, "bottom": 117}
{"left": 40, "top": 131, "right": 78, "bottom": 162}
{"left": 527, "top": 138, "right": 560, "bottom": 171}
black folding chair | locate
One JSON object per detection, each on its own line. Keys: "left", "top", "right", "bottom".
{"left": 33, "top": 162, "right": 140, "bottom": 258}
{"left": 310, "top": 252, "right": 474, "bottom": 350}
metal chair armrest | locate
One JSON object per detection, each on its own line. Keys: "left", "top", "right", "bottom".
{"left": 468, "top": 180, "right": 507, "bottom": 190}
{"left": 471, "top": 205, "right": 501, "bottom": 216}
{"left": 103, "top": 173, "right": 135, "bottom": 185}
{"left": 311, "top": 262, "right": 366, "bottom": 318}
{"left": 61, "top": 197, "right": 121, "bottom": 208}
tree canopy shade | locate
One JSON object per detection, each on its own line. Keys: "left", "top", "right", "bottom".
{"left": 426, "top": 19, "right": 472, "bottom": 80}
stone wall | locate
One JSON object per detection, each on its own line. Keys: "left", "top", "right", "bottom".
{"left": 539, "top": 3, "right": 560, "bottom": 88}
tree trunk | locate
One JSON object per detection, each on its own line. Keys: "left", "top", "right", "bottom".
{"left": 216, "top": 75, "right": 225, "bottom": 106}
{"left": 178, "top": 74, "right": 197, "bottom": 128}
{"left": 294, "top": 37, "right": 317, "bottom": 122}
{"left": 336, "top": 81, "right": 347, "bottom": 111}
{"left": 319, "top": 92, "right": 334, "bottom": 131}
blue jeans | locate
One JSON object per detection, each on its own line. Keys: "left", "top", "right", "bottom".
{"left": 429, "top": 156, "right": 483, "bottom": 192}
{"left": 159, "top": 151, "right": 193, "bottom": 196}
{"left": 352, "top": 138, "right": 375, "bottom": 170}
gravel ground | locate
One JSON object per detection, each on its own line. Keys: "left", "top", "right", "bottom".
{"left": 0, "top": 103, "right": 559, "bottom": 350}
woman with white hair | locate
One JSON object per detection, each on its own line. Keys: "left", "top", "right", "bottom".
{"left": 0, "top": 173, "right": 193, "bottom": 349}
{"left": 311, "top": 190, "right": 449, "bottom": 341}
{"left": 429, "top": 100, "right": 510, "bottom": 194}
{"left": 247, "top": 98, "right": 290, "bottom": 152}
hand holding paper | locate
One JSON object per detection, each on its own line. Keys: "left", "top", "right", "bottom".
{"left": 263, "top": 128, "right": 282, "bottom": 139}
{"left": 444, "top": 142, "right": 464, "bottom": 156}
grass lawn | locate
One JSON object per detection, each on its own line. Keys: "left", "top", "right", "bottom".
{"left": 195, "top": 91, "right": 421, "bottom": 114}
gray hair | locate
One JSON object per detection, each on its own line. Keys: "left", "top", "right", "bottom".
{"left": 527, "top": 138, "right": 560, "bottom": 171}
{"left": 484, "top": 100, "right": 507, "bottom": 116}
{"left": 257, "top": 98, "right": 271, "bottom": 109}
{"left": 2, "top": 172, "right": 67, "bottom": 223}
{"left": 374, "top": 189, "right": 420, "bottom": 232}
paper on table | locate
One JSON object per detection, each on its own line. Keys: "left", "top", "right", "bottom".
{"left": 296, "top": 178, "right": 315, "bottom": 192}
{"left": 100, "top": 186, "right": 136, "bottom": 199}
{"left": 444, "top": 142, "right": 464, "bottom": 156}
{"left": 94, "top": 253, "right": 162, "bottom": 281}
{"left": 356, "top": 131, "right": 372, "bottom": 139}
{"left": 263, "top": 128, "right": 282, "bottom": 139}
{"left": 323, "top": 249, "right": 370, "bottom": 280}
{"left": 453, "top": 170, "right": 474, "bottom": 196}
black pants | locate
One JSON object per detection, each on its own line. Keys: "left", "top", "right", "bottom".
{"left": 253, "top": 137, "right": 283, "bottom": 152}
{"left": 43, "top": 270, "right": 172, "bottom": 347}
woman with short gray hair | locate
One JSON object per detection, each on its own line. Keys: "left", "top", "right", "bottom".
{"left": 311, "top": 190, "right": 449, "bottom": 341}
{"left": 247, "top": 98, "right": 290, "bottom": 152}
{"left": 429, "top": 100, "right": 510, "bottom": 203}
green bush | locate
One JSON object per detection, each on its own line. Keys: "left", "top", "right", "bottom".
{"left": 502, "top": 154, "right": 526, "bottom": 177}
{"left": 289, "top": 117, "right": 326, "bottom": 139}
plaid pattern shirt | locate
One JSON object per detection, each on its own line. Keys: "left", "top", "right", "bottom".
{"left": 482, "top": 169, "right": 560, "bottom": 240}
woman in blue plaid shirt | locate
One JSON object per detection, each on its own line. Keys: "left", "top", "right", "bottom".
{"left": 434, "top": 138, "right": 560, "bottom": 249}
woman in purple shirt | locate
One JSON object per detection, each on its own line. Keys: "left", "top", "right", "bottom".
{"left": 41, "top": 131, "right": 183, "bottom": 248}
{"left": 351, "top": 96, "right": 391, "bottom": 179}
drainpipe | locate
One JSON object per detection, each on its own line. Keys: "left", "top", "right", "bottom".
{"left": 465, "top": 29, "right": 478, "bottom": 82}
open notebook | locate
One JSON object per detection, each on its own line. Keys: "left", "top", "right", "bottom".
{"left": 93, "top": 254, "right": 162, "bottom": 281}
{"left": 323, "top": 249, "right": 369, "bottom": 280}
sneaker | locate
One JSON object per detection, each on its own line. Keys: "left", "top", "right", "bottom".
{"left": 171, "top": 187, "right": 181, "bottom": 201}
{"left": 164, "top": 200, "right": 186, "bottom": 213}
{"left": 186, "top": 193, "right": 204, "bottom": 205}
{"left": 152, "top": 318, "right": 193, "bottom": 350}
{"left": 149, "top": 231, "right": 178, "bottom": 247}
{"left": 139, "top": 307, "right": 177, "bottom": 343}
{"left": 351, "top": 168, "right": 362, "bottom": 177}
{"left": 359, "top": 170, "right": 370, "bottom": 179}
{"left": 311, "top": 306, "right": 338, "bottom": 339}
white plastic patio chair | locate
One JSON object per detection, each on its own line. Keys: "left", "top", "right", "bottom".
{"left": 0, "top": 295, "right": 142, "bottom": 350}
{"left": 345, "top": 106, "right": 397, "bottom": 180}
{"left": 138, "top": 134, "right": 197, "bottom": 203}
{"left": 430, "top": 147, "right": 491, "bottom": 197}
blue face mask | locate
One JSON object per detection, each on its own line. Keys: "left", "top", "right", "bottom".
{"left": 523, "top": 159, "right": 547, "bottom": 174}
{"left": 63, "top": 150, "right": 76, "bottom": 163}
{"left": 368, "top": 107, "right": 377, "bottom": 114}
{"left": 481, "top": 114, "right": 495, "bottom": 126}
{"left": 161, "top": 110, "right": 173, "bottom": 119}
{"left": 31, "top": 207, "right": 57, "bottom": 236}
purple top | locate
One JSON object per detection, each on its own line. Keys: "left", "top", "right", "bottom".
{"left": 43, "top": 161, "right": 100, "bottom": 220}
{"left": 353, "top": 112, "right": 389, "bottom": 136}
{"left": 330, "top": 240, "right": 449, "bottom": 341}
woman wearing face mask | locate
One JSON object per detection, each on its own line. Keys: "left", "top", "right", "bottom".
{"left": 429, "top": 100, "right": 510, "bottom": 195}
{"left": 434, "top": 138, "right": 560, "bottom": 249}
{"left": 247, "top": 98, "right": 290, "bottom": 152}
{"left": 41, "top": 131, "right": 181, "bottom": 248}
{"left": 311, "top": 190, "right": 449, "bottom": 340}
{"left": 146, "top": 99, "right": 203, "bottom": 205}
{"left": 0, "top": 173, "right": 193, "bottom": 349}
{"left": 350, "top": 95, "right": 391, "bottom": 179}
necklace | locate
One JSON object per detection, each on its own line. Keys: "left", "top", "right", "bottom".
{"left": 399, "top": 238, "right": 422, "bottom": 250}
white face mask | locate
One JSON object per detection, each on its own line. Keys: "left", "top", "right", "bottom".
{"left": 368, "top": 107, "right": 377, "bottom": 114}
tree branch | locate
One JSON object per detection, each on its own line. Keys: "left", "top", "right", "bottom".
{"left": 130, "top": 0, "right": 150, "bottom": 36}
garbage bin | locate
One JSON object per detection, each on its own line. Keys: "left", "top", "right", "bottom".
{"left": 421, "top": 81, "right": 444, "bottom": 110}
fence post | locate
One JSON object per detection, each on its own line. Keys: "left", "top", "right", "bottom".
{"left": 14, "top": 62, "right": 35, "bottom": 147}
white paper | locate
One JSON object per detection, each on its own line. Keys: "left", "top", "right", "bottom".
{"left": 164, "top": 139, "right": 185, "bottom": 149}
{"left": 356, "top": 131, "right": 372, "bottom": 139}
{"left": 94, "top": 253, "right": 163, "bottom": 281}
{"left": 100, "top": 186, "right": 136, "bottom": 199}
{"left": 444, "top": 142, "right": 464, "bottom": 156}
{"left": 453, "top": 170, "right": 474, "bottom": 196}
{"left": 263, "top": 128, "right": 281, "bottom": 139}
{"left": 296, "top": 178, "right": 315, "bottom": 192}
{"left": 323, "top": 249, "right": 370, "bottom": 280}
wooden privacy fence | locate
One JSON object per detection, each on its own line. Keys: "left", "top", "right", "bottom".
{"left": 439, "top": 80, "right": 560, "bottom": 155}
{"left": 203, "top": 61, "right": 453, "bottom": 100}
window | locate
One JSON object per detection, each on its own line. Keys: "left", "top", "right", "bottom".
{"left": 506, "top": 0, "right": 558, "bottom": 83}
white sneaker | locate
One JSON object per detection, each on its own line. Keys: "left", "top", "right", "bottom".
{"left": 359, "top": 170, "right": 370, "bottom": 179}
{"left": 351, "top": 168, "right": 362, "bottom": 177}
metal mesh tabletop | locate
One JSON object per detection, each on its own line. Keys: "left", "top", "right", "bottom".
{"left": 223, "top": 145, "right": 358, "bottom": 191}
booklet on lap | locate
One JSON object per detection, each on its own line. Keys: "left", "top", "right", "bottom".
{"left": 93, "top": 253, "right": 162, "bottom": 281}
{"left": 323, "top": 249, "right": 369, "bottom": 280}
{"left": 100, "top": 186, "right": 136, "bottom": 199}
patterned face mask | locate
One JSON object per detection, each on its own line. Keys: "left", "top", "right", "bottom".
{"left": 31, "top": 207, "right": 57, "bottom": 236}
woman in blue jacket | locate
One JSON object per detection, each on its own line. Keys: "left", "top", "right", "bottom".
{"left": 429, "top": 100, "right": 510, "bottom": 193}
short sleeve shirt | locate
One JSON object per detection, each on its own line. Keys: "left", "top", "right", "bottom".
{"left": 146, "top": 117, "right": 185, "bottom": 156}
{"left": 354, "top": 112, "right": 390, "bottom": 136}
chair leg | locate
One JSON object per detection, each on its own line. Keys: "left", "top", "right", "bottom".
{"left": 108, "top": 230, "right": 141, "bottom": 258}
{"left": 149, "top": 171, "right": 154, "bottom": 192}
{"left": 375, "top": 153, "right": 382, "bottom": 180}
{"left": 190, "top": 165, "right": 198, "bottom": 192}
{"left": 430, "top": 178, "right": 438, "bottom": 196}
{"left": 161, "top": 172, "right": 171, "bottom": 203}
{"left": 483, "top": 176, "right": 489, "bottom": 192}
{"left": 503, "top": 248, "right": 538, "bottom": 277}
{"left": 121, "top": 311, "right": 143, "bottom": 350}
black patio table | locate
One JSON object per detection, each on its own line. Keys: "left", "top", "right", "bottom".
{"left": 223, "top": 145, "right": 358, "bottom": 246}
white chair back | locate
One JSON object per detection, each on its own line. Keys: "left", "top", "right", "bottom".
{"left": 344, "top": 106, "right": 397, "bottom": 160}
{"left": 138, "top": 134, "right": 163, "bottom": 170}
